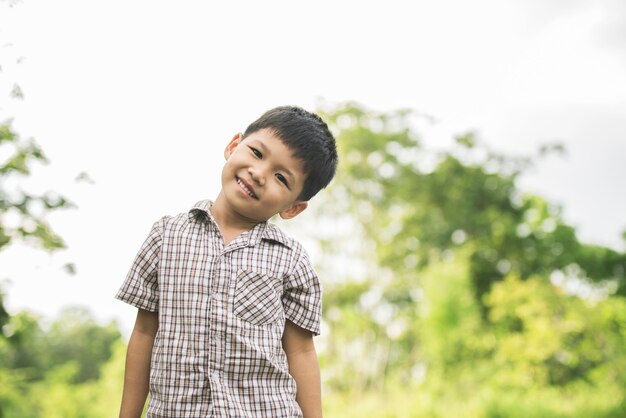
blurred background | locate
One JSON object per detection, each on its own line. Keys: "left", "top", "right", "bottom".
{"left": 1, "top": 0, "right": 625, "bottom": 416}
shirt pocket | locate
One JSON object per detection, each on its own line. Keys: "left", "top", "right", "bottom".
{"left": 233, "top": 270, "right": 283, "bottom": 326}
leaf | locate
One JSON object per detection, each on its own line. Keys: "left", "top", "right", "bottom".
{"left": 62, "top": 263, "right": 77, "bottom": 275}
{"left": 10, "top": 83, "right": 24, "bottom": 100}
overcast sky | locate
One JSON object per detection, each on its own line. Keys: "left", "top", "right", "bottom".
{"left": 1, "top": 0, "right": 625, "bottom": 336}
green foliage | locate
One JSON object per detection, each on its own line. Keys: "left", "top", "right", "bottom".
{"left": 0, "top": 307, "right": 123, "bottom": 417}
{"left": 0, "top": 119, "right": 114, "bottom": 411}
{"left": 312, "top": 102, "right": 626, "bottom": 416}
{"left": 42, "top": 307, "right": 122, "bottom": 383}
{"left": 324, "top": 383, "right": 626, "bottom": 418}
{"left": 27, "top": 340, "right": 126, "bottom": 418}
{"left": 320, "top": 279, "right": 393, "bottom": 392}
{"left": 1, "top": 18, "right": 107, "bottom": 414}
{"left": 0, "top": 311, "right": 44, "bottom": 378}
{"left": 322, "top": 257, "right": 626, "bottom": 417}
{"left": 0, "top": 120, "right": 72, "bottom": 252}
{"left": 418, "top": 254, "right": 488, "bottom": 372}
{"left": 316, "top": 102, "right": 626, "bottom": 303}
{"left": 1, "top": 307, "right": 121, "bottom": 381}
{"left": 486, "top": 274, "right": 626, "bottom": 389}
{"left": 88, "top": 340, "right": 126, "bottom": 418}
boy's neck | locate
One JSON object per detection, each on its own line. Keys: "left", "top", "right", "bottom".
{"left": 211, "top": 192, "right": 264, "bottom": 245}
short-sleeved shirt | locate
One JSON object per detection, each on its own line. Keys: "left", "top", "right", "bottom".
{"left": 116, "top": 200, "right": 322, "bottom": 418}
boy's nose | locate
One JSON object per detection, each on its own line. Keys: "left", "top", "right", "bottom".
{"left": 248, "top": 166, "right": 265, "bottom": 186}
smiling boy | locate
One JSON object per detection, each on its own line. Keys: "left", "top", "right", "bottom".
{"left": 116, "top": 106, "right": 338, "bottom": 418}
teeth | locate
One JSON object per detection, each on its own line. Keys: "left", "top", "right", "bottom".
{"left": 237, "top": 179, "right": 256, "bottom": 198}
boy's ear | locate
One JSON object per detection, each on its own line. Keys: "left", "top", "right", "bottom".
{"left": 279, "top": 201, "right": 308, "bottom": 220}
{"left": 224, "top": 133, "right": 243, "bottom": 159}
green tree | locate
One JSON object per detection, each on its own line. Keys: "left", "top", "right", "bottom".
{"left": 41, "top": 307, "right": 122, "bottom": 383}
{"left": 24, "top": 311, "right": 124, "bottom": 418}
{"left": 0, "top": 4, "right": 125, "bottom": 415}
{"left": 310, "top": 102, "right": 626, "bottom": 417}
{"left": 0, "top": 34, "right": 75, "bottom": 417}
{"left": 486, "top": 274, "right": 626, "bottom": 388}
{"left": 316, "top": 102, "right": 625, "bottom": 303}
{"left": 0, "top": 120, "right": 71, "bottom": 251}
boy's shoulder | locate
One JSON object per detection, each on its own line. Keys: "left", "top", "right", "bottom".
{"left": 263, "top": 220, "right": 302, "bottom": 250}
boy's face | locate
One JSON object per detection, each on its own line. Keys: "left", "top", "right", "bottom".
{"left": 220, "top": 128, "right": 308, "bottom": 223}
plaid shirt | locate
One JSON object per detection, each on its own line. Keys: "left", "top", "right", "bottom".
{"left": 116, "top": 200, "right": 322, "bottom": 417}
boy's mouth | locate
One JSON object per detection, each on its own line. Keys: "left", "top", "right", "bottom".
{"left": 236, "top": 177, "right": 258, "bottom": 199}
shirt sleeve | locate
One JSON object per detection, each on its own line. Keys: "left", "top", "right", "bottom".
{"left": 115, "top": 217, "right": 166, "bottom": 312}
{"left": 282, "top": 249, "right": 322, "bottom": 336}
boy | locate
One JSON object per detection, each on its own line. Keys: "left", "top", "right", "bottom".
{"left": 116, "top": 106, "right": 338, "bottom": 418}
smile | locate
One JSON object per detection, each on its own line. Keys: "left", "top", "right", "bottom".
{"left": 237, "top": 178, "right": 258, "bottom": 199}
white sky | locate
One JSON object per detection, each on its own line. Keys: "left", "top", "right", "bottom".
{"left": 1, "top": 0, "right": 625, "bottom": 336}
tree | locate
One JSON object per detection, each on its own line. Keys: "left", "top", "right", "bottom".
{"left": 307, "top": 102, "right": 626, "bottom": 417}
{"left": 1, "top": 7, "right": 75, "bottom": 411}
{"left": 0, "top": 120, "right": 71, "bottom": 252}
{"left": 42, "top": 307, "right": 122, "bottom": 383}
{"left": 0, "top": 6, "right": 116, "bottom": 413}
{"left": 315, "top": 102, "right": 625, "bottom": 303}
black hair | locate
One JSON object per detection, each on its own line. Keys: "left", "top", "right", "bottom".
{"left": 242, "top": 106, "right": 338, "bottom": 201}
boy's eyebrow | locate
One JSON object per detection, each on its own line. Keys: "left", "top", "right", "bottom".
{"left": 252, "top": 140, "right": 297, "bottom": 182}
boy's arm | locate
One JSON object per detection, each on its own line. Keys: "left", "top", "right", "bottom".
{"left": 119, "top": 308, "right": 159, "bottom": 418}
{"left": 282, "top": 319, "right": 322, "bottom": 418}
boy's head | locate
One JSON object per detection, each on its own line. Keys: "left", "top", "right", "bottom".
{"left": 242, "top": 106, "right": 338, "bottom": 202}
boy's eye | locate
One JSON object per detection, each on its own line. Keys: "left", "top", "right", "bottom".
{"left": 276, "top": 173, "right": 289, "bottom": 187}
{"left": 249, "top": 146, "right": 262, "bottom": 158}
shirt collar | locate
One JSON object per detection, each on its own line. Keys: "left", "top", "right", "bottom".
{"left": 188, "top": 199, "right": 293, "bottom": 249}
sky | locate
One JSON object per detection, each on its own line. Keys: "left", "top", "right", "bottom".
{"left": 1, "top": 0, "right": 625, "bottom": 336}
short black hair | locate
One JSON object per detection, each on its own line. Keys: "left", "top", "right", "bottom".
{"left": 243, "top": 106, "right": 338, "bottom": 201}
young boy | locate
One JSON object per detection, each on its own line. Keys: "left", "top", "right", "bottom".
{"left": 116, "top": 106, "right": 338, "bottom": 418}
